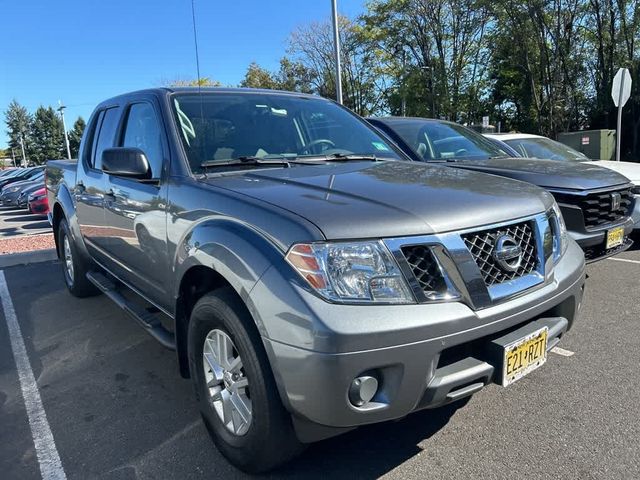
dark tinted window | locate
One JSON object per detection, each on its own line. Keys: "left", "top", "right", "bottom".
{"left": 121, "top": 103, "right": 164, "bottom": 178}
{"left": 171, "top": 93, "right": 400, "bottom": 174}
{"left": 381, "top": 119, "right": 509, "bottom": 161}
{"left": 92, "top": 107, "right": 121, "bottom": 170}
{"left": 82, "top": 111, "right": 104, "bottom": 167}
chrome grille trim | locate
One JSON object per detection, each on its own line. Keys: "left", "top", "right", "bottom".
{"left": 462, "top": 221, "right": 538, "bottom": 286}
{"left": 385, "top": 212, "right": 553, "bottom": 310}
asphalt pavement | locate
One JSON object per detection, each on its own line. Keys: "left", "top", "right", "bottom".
{"left": 1, "top": 250, "right": 639, "bottom": 479}
{"left": 0, "top": 206, "right": 50, "bottom": 238}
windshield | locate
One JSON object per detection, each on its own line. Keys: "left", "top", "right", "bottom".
{"left": 504, "top": 137, "right": 588, "bottom": 161}
{"left": 380, "top": 119, "right": 511, "bottom": 161}
{"left": 171, "top": 92, "right": 401, "bottom": 174}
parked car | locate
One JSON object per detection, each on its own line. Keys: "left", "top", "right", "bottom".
{"left": 27, "top": 187, "right": 49, "bottom": 215}
{"left": 47, "top": 88, "right": 585, "bottom": 472}
{"left": 0, "top": 172, "right": 45, "bottom": 206}
{"left": 0, "top": 165, "right": 44, "bottom": 190}
{"left": 485, "top": 133, "right": 640, "bottom": 235}
{"left": 0, "top": 168, "right": 18, "bottom": 177}
{"left": 18, "top": 182, "right": 47, "bottom": 209}
{"left": 368, "top": 117, "right": 635, "bottom": 262}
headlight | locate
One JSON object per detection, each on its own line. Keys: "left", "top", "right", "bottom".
{"left": 6, "top": 186, "right": 20, "bottom": 193}
{"left": 550, "top": 201, "right": 568, "bottom": 262}
{"left": 631, "top": 185, "right": 640, "bottom": 195}
{"left": 285, "top": 241, "right": 414, "bottom": 303}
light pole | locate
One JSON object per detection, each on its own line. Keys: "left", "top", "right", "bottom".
{"left": 19, "top": 133, "right": 27, "bottom": 167}
{"left": 331, "top": 0, "right": 343, "bottom": 104}
{"left": 58, "top": 101, "right": 72, "bottom": 160}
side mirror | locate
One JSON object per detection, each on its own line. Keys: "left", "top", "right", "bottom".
{"left": 102, "top": 148, "right": 151, "bottom": 180}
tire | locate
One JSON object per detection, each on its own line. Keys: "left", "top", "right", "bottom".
{"left": 57, "top": 219, "right": 100, "bottom": 298}
{"left": 188, "top": 288, "right": 303, "bottom": 473}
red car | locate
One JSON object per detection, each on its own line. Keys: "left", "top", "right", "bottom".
{"left": 27, "top": 187, "right": 49, "bottom": 215}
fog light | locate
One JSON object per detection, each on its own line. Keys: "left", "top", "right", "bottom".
{"left": 348, "top": 375, "right": 379, "bottom": 407}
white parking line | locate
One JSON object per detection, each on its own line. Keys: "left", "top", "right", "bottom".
{"left": 608, "top": 257, "right": 640, "bottom": 265}
{"left": 0, "top": 271, "right": 67, "bottom": 480}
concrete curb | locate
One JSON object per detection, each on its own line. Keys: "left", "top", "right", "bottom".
{"left": 0, "top": 249, "right": 58, "bottom": 269}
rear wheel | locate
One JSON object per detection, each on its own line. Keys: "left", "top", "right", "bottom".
{"left": 57, "top": 219, "right": 100, "bottom": 297}
{"left": 188, "top": 288, "right": 303, "bottom": 473}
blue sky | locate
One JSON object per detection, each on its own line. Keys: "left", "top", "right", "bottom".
{"left": 0, "top": 0, "right": 366, "bottom": 147}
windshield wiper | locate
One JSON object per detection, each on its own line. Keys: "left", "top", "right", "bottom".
{"left": 200, "top": 156, "right": 291, "bottom": 169}
{"left": 293, "top": 153, "right": 380, "bottom": 163}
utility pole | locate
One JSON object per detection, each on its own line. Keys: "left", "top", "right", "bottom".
{"left": 331, "top": 0, "right": 343, "bottom": 105}
{"left": 400, "top": 47, "right": 406, "bottom": 116}
{"left": 58, "top": 101, "right": 72, "bottom": 160}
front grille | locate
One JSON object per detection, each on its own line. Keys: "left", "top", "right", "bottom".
{"left": 553, "top": 188, "right": 633, "bottom": 229}
{"left": 462, "top": 221, "right": 538, "bottom": 286}
{"left": 401, "top": 245, "right": 448, "bottom": 296}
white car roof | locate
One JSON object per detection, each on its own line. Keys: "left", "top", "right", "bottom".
{"left": 484, "top": 133, "right": 544, "bottom": 141}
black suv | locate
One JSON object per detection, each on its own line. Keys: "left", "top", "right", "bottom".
{"left": 369, "top": 117, "right": 635, "bottom": 262}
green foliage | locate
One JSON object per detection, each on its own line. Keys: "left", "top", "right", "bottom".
{"left": 68, "top": 116, "right": 86, "bottom": 159}
{"left": 169, "top": 77, "right": 222, "bottom": 87}
{"left": 240, "top": 62, "right": 280, "bottom": 89}
{"left": 29, "top": 106, "right": 65, "bottom": 164}
{"left": 4, "top": 100, "right": 32, "bottom": 163}
{"left": 239, "top": 59, "right": 315, "bottom": 93}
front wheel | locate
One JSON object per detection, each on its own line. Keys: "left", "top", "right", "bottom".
{"left": 57, "top": 219, "right": 100, "bottom": 297}
{"left": 188, "top": 288, "right": 303, "bottom": 473}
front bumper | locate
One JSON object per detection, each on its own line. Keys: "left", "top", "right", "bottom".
{"left": 28, "top": 198, "right": 49, "bottom": 214}
{"left": 0, "top": 191, "right": 21, "bottom": 206}
{"left": 561, "top": 204, "right": 634, "bottom": 262}
{"left": 251, "top": 240, "right": 585, "bottom": 441}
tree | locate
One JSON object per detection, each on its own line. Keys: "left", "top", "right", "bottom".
{"left": 30, "top": 106, "right": 65, "bottom": 164}
{"left": 288, "top": 15, "right": 388, "bottom": 115}
{"left": 167, "top": 77, "right": 221, "bottom": 87}
{"left": 362, "top": 0, "right": 493, "bottom": 122}
{"left": 4, "top": 100, "right": 32, "bottom": 164}
{"left": 239, "top": 59, "right": 315, "bottom": 93}
{"left": 240, "top": 62, "right": 280, "bottom": 89}
{"left": 68, "top": 117, "right": 86, "bottom": 159}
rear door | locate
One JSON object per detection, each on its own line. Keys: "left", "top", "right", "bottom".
{"left": 101, "top": 99, "right": 169, "bottom": 305}
{"left": 75, "top": 107, "right": 120, "bottom": 256}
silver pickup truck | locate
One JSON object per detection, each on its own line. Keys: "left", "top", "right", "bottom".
{"left": 46, "top": 88, "right": 585, "bottom": 472}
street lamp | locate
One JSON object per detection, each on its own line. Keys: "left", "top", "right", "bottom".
{"left": 57, "top": 101, "right": 72, "bottom": 160}
{"left": 331, "top": 0, "right": 343, "bottom": 104}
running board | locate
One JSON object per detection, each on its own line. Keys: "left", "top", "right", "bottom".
{"left": 86, "top": 271, "right": 176, "bottom": 350}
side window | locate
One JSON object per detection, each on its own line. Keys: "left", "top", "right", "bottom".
{"left": 121, "top": 103, "right": 164, "bottom": 179}
{"left": 92, "top": 107, "right": 121, "bottom": 170}
{"left": 82, "top": 110, "right": 104, "bottom": 167}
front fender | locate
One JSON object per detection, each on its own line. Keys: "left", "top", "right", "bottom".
{"left": 173, "top": 218, "right": 287, "bottom": 335}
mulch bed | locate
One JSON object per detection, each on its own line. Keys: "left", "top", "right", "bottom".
{"left": 0, "top": 233, "right": 56, "bottom": 254}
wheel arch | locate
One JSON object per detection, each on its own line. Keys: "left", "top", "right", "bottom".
{"left": 172, "top": 219, "right": 286, "bottom": 378}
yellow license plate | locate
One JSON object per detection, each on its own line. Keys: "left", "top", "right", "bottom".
{"left": 606, "top": 227, "right": 624, "bottom": 249}
{"left": 502, "top": 327, "right": 548, "bottom": 386}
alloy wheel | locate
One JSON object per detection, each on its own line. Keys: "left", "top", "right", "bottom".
{"left": 202, "top": 329, "right": 252, "bottom": 436}
{"left": 63, "top": 235, "right": 74, "bottom": 282}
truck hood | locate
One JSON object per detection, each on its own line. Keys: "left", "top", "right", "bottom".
{"left": 206, "top": 161, "right": 553, "bottom": 240}
{"left": 447, "top": 157, "right": 630, "bottom": 191}
{"left": 588, "top": 160, "right": 640, "bottom": 184}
